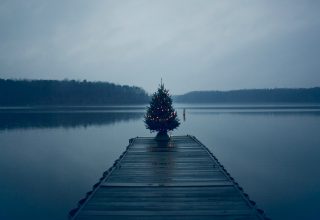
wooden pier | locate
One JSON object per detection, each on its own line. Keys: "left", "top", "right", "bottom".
{"left": 70, "top": 135, "right": 268, "bottom": 220}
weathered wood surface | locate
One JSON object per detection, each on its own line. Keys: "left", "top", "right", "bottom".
{"left": 70, "top": 135, "right": 268, "bottom": 220}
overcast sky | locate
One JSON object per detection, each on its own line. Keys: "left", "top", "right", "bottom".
{"left": 0, "top": 0, "right": 319, "bottom": 94}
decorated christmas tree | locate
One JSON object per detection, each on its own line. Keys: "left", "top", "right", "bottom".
{"left": 144, "top": 82, "right": 180, "bottom": 138}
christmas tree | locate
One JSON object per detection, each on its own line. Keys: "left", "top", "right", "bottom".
{"left": 144, "top": 82, "right": 180, "bottom": 137}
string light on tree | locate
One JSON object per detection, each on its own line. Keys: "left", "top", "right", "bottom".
{"left": 144, "top": 80, "right": 180, "bottom": 139}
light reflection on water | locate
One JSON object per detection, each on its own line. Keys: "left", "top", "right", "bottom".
{"left": 0, "top": 105, "right": 320, "bottom": 220}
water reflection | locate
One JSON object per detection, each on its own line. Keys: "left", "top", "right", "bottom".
{"left": 0, "top": 112, "right": 143, "bottom": 130}
{"left": 189, "top": 110, "right": 320, "bottom": 116}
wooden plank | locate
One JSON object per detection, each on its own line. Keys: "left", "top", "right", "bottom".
{"left": 78, "top": 210, "right": 257, "bottom": 216}
{"left": 70, "top": 135, "right": 267, "bottom": 220}
{"left": 101, "top": 182, "right": 233, "bottom": 187}
{"left": 76, "top": 215, "right": 258, "bottom": 220}
{"left": 91, "top": 195, "right": 245, "bottom": 202}
{"left": 83, "top": 203, "right": 251, "bottom": 212}
{"left": 94, "top": 186, "right": 240, "bottom": 194}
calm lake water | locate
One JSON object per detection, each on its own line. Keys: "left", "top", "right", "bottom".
{"left": 0, "top": 105, "right": 320, "bottom": 220}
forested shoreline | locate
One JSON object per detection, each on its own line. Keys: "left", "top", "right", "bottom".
{"left": 1, "top": 79, "right": 320, "bottom": 106}
{"left": 0, "top": 79, "right": 149, "bottom": 106}
{"left": 174, "top": 88, "right": 320, "bottom": 103}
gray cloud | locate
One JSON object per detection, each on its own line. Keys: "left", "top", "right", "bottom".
{"left": 0, "top": 0, "right": 319, "bottom": 94}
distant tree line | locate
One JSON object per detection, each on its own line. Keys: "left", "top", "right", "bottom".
{"left": 174, "top": 88, "right": 320, "bottom": 103}
{"left": 0, "top": 79, "right": 150, "bottom": 106}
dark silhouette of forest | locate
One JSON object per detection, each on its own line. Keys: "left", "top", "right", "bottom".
{"left": 2, "top": 79, "right": 319, "bottom": 106}
{"left": 0, "top": 79, "right": 149, "bottom": 106}
{"left": 174, "top": 88, "right": 320, "bottom": 103}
